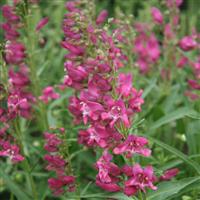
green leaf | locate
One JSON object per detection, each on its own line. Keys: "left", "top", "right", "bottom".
{"left": 148, "top": 177, "right": 200, "bottom": 200}
{"left": 109, "top": 193, "right": 136, "bottom": 200}
{"left": 186, "top": 121, "right": 200, "bottom": 154}
{"left": 142, "top": 77, "right": 157, "bottom": 99}
{"left": 77, "top": 192, "right": 134, "bottom": 199}
{"left": 150, "top": 107, "right": 196, "bottom": 130}
{"left": 0, "top": 167, "right": 31, "bottom": 200}
{"left": 80, "top": 181, "right": 93, "bottom": 196}
{"left": 143, "top": 135, "right": 200, "bottom": 175}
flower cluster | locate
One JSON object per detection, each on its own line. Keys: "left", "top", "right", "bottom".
{"left": 0, "top": 2, "right": 35, "bottom": 163}
{"left": 133, "top": 23, "right": 160, "bottom": 74}
{"left": 179, "top": 33, "right": 200, "bottom": 100}
{"left": 44, "top": 128, "right": 75, "bottom": 196}
{"left": 60, "top": 0, "right": 161, "bottom": 197}
{"left": 135, "top": 0, "right": 200, "bottom": 100}
{"left": 1, "top": 3, "right": 35, "bottom": 119}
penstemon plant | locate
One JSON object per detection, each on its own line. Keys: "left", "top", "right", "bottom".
{"left": 0, "top": 0, "right": 200, "bottom": 200}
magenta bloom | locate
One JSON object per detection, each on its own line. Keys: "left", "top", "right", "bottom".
{"left": 188, "top": 79, "right": 200, "bottom": 90}
{"left": 9, "top": 67, "right": 30, "bottom": 87}
{"left": 179, "top": 36, "right": 197, "bottom": 51}
{"left": 1, "top": 22, "right": 20, "bottom": 40}
{"left": 78, "top": 125, "right": 109, "bottom": 148}
{"left": 0, "top": 142, "right": 24, "bottom": 163}
{"left": 44, "top": 132, "right": 62, "bottom": 152}
{"left": 151, "top": 7, "right": 163, "bottom": 24}
{"left": 80, "top": 101, "right": 104, "bottom": 124}
{"left": 164, "top": 23, "right": 174, "bottom": 40}
{"left": 134, "top": 31, "right": 160, "bottom": 73}
{"left": 95, "top": 151, "right": 121, "bottom": 192}
{"left": 64, "top": 61, "right": 88, "bottom": 89}
{"left": 48, "top": 176, "right": 75, "bottom": 196}
{"left": 128, "top": 88, "right": 144, "bottom": 113}
{"left": 101, "top": 99, "right": 130, "bottom": 127}
{"left": 5, "top": 42, "right": 26, "bottom": 64}
{"left": 166, "top": 0, "right": 183, "bottom": 7}
{"left": 36, "top": 17, "right": 49, "bottom": 31}
{"left": 2, "top": 5, "right": 19, "bottom": 23}
{"left": 160, "top": 168, "right": 179, "bottom": 181}
{"left": 117, "top": 73, "right": 133, "bottom": 97}
{"left": 123, "top": 164, "right": 157, "bottom": 196}
{"left": 7, "top": 95, "right": 32, "bottom": 119}
{"left": 78, "top": 125, "right": 122, "bottom": 148}
{"left": 177, "top": 56, "right": 188, "bottom": 68}
{"left": 44, "top": 154, "right": 65, "bottom": 175}
{"left": 96, "top": 10, "right": 108, "bottom": 25}
{"left": 39, "top": 86, "right": 60, "bottom": 104}
{"left": 113, "top": 135, "right": 151, "bottom": 158}
{"left": 61, "top": 41, "right": 85, "bottom": 56}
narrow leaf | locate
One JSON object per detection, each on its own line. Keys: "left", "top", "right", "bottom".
{"left": 150, "top": 107, "right": 195, "bottom": 130}
{"left": 0, "top": 167, "right": 31, "bottom": 200}
{"left": 143, "top": 135, "right": 200, "bottom": 175}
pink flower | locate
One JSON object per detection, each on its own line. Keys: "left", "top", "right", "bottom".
{"left": 95, "top": 151, "right": 121, "bottom": 192}
{"left": 96, "top": 10, "right": 108, "bottom": 25}
{"left": 68, "top": 96, "right": 83, "bottom": 124}
{"left": 61, "top": 41, "right": 85, "bottom": 56}
{"left": 48, "top": 176, "right": 75, "bottom": 196}
{"left": 192, "top": 61, "right": 200, "bottom": 79}
{"left": 80, "top": 101, "right": 104, "bottom": 124}
{"left": 184, "top": 91, "right": 199, "bottom": 101}
{"left": 128, "top": 88, "right": 144, "bottom": 113}
{"left": 36, "top": 17, "right": 49, "bottom": 31}
{"left": 166, "top": 0, "right": 183, "bottom": 7}
{"left": 123, "top": 164, "right": 157, "bottom": 196}
{"left": 78, "top": 125, "right": 109, "bottom": 148}
{"left": 44, "top": 132, "right": 62, "bottom": 152}
{"left": 78, "top": 125, "right": 122, "bottom": 148}
{"left": 179, "top": 36, "right": 197, "bottom": 51}
{"left": 177, "top": 56, "right": 188, "bottom": 68}
{"left": 164, "top": 23, "right": 174, "bottom": 39}
{"left": 89, "top": 74, "right": 112, "bottom": 93}
{"left": 39, "top": 86, "right": 60, "bottom": 104}
{"left": 134, "top": 31, "right": 160, "bottom": 73}
{"left": 101, "top": 99, "right": 130, "bottom": 127}
{"left": 9, "top": 67, "right": 30, "bottom": 87}
{"left": 63, "top": 61, "right": 88, "bottom": 89}
{"left": 113, "top": 135, "right": 151, "bottom": 158}
{"left": 87, "top": 24, "right": 97, "bottom": 44}
{"left": 188, "top": 79, "right": 200, "bottom": 90}
{"left": 151, "top": 7, "right": 163, "bottom": 24}
{"left": 5, "top": 42, "right": 26, "bottom": 64}
{"left": 0, "top": 142, "right": 24, "bottom": 163}
{"left": 44, "top": 154, "right": 65, "bottom": 175}
{"left": 160, "top": 168, "right": 179, "bottom": 181}
{"left": 1, "top": 22, "right": 20, "bottom": 40}
{"left": 117, "top": 73, "right": 133, "bottom": 97}
{"left": 2, "top": 5, "right": 19, "bottom": 23}
{"left": 7, "top": 95, "right": 32, "bottom": 119}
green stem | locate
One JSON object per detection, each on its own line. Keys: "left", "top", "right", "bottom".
{"left": 23, "top": 5, "right": 48, "bottom": 131}
{"left": 138, "top": 190, "right": 144, "bottom": 200}
{"left": 13, "top": 119, "right": 38, "bottom": 200}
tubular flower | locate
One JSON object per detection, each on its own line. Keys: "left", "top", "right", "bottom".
{"left": 44, "top": 129, "right": 75, "bottom": 195}
{"left": 95, "top": 151, "right": 121, "bottom": 192}
{"left": 159, "top": 168, "right": 179, "bottom": 181}
{"left": 123, "top": 164, "right": 157, "bottom": 196}
{"left": 151, "top": 7, "right": 163, "bottom": 25}
{"left": 113, "top": 135, "right": 151, "bottom": 158}
{"left": 179, "top": 36, "right": 197, "bottom": 51}
{"left": 39, "top": 86, "right": 60, "bottom": 104}
{"left": 61, "top": 1, "right": 154, "bottom": 197}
